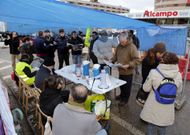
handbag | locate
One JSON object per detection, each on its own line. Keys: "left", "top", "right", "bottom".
{"left": 84, "top": 94, "right": 111, "bottom": 120}
{"left": 94, "top": 100, "right": 111, "bottom": 120}
{"left": 44, "top": 117, "right": 52, "bottom": 135}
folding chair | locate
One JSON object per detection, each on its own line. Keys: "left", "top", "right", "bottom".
{"left": 36, "top": 104, "right": 53, "bottom": 135}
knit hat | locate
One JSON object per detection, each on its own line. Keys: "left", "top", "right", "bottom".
{"left": 43, "top": 57, "right": 55, "bottom": 66}
{"left": 20, "top": 54, "right": 33, "bottom": 64}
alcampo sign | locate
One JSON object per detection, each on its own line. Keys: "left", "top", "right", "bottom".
{"left": 144, "top": 10, "right": 178, "bottom": 17}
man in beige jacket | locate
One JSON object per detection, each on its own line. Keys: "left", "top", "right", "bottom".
{"left": 112, "top": 31, "right": 141, "bottom": 106}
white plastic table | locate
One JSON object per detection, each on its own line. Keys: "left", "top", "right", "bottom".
{"left": 55, "top": 65, "right": 126, "bottom": 94}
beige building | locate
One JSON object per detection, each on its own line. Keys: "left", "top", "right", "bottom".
{"left": 155, "top": 0, "right": 190, "bottom": 11}
{"left": 60, "top": 0, "right": 129, "bottom": 14}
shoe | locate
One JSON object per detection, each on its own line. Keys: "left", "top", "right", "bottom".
{"left": 136, "top": 99, "right": 144, "bottom": 107}
{"left": 118, "top": 101, "right": 127, "bottom": 107}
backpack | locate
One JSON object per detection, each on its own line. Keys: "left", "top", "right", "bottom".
{"left": 152, "top": 68, "right": 177, "bottom": 104}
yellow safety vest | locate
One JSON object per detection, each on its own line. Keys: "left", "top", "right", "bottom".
{"left": 15, "top": 62, "right": 35, "bottom": 86}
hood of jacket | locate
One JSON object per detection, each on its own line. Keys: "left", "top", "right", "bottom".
{"left": 98, "top": 36, "right": 108, "bottom": 42}
{"left": 157, "top": 64, "right": 179, "bottom": 79}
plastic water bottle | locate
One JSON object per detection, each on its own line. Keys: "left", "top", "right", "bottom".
{"left": 98, "top": 69, "right": 109, "bottom": 89}
{"left": 104, "top": 66, "right": 110, "bottom": 74}
{"left": 75, "top": 64, "right": 81, "bottom": 78}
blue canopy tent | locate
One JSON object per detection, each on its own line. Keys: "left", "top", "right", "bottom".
{"left": 0, "top": 0, "right": 156, "bottom": 34}
{"left": 0, "top": 0, "right": 188, "bottom": 55}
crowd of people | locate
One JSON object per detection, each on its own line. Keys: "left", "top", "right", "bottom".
{"left": 0, "top": 29, "right": 183, "bottom": 135}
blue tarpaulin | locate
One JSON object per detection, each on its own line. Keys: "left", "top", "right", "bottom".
{"left": 137, "top": 26, "right": 188, "bottom": 55}
{"left": 0, "top": 0, "right": 156, "bottom": 33}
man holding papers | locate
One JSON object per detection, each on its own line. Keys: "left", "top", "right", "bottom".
{"left": 111, "top": 31, "right": 141, "bottom": 106}
{"left": 68, "top": 31, "right": 84, "bottom": 65}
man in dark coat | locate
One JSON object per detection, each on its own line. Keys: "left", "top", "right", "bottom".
{"left": 44, "top": 30, "right": 57, "bottom": 60}
{"left": 8, "top": 32, "right": 20, "bottom": 71}
{"left": 55, "top": 29, "right": 69, "bottom": 69}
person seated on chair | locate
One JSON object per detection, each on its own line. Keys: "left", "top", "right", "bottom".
{"left": 39, "top": 75, "right": 69, "bottom": 119}
{"left": 15, "top": 54, "right": 36, "bottom": 86}
{"left": 35, "top": 57, "right": 55, "bottom": 90}
{"left": 52, "top": 84, "right": 107, "bottom": 135}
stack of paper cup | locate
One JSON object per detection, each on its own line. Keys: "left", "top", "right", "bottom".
{"left": 93, "top": 64, "right": 100, "bottom": 78}
{"left": 83, "top": 61, "right": 90, "bottom": 76}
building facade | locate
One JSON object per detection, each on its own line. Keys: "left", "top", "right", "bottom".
{"left": 60, "top": 0, "right": 129, "bottom": 14}
{"left": 127, "top": 10, "right": 190, "bottom": 26}
{"left": 155, "top": 0, "right": 190, "bottom": 11}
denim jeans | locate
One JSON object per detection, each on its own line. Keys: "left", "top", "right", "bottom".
{"left": 147, "top": 123, "right": 166, "bottom": 135}
{"left": 96, "top": 129, "right": 107, "bottom": 135}
{"left": 72, "top": 55, "right": 82, "bottom": 65}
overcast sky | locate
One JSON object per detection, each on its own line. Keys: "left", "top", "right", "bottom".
{"left": 83, "top": 0, "right": 154, "bottom": 12}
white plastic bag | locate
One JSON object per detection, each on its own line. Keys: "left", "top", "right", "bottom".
{"left": 94, "top": 100, "right": 111, "bottom": 120}
{"left": 44, "top": 117, "right": 52, "bottom": 135}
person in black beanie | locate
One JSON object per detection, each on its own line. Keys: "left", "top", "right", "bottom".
{"left": 35, "top": 57, "right": 55, "bottom": 90}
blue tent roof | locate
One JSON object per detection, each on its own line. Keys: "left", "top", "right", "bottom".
{"left": 0, "top": 0, "right": 156, "bottom": 34}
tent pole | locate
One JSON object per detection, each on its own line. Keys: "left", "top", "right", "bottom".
{"left": 182, "top": 41, "right": 190, "bottom": 94}
{"left": 175, "top": 40, "right": 190, "bottom": 110}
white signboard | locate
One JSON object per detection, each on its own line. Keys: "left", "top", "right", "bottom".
{"left": 127, "top": 10, "right": 190, "bottom": 19}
